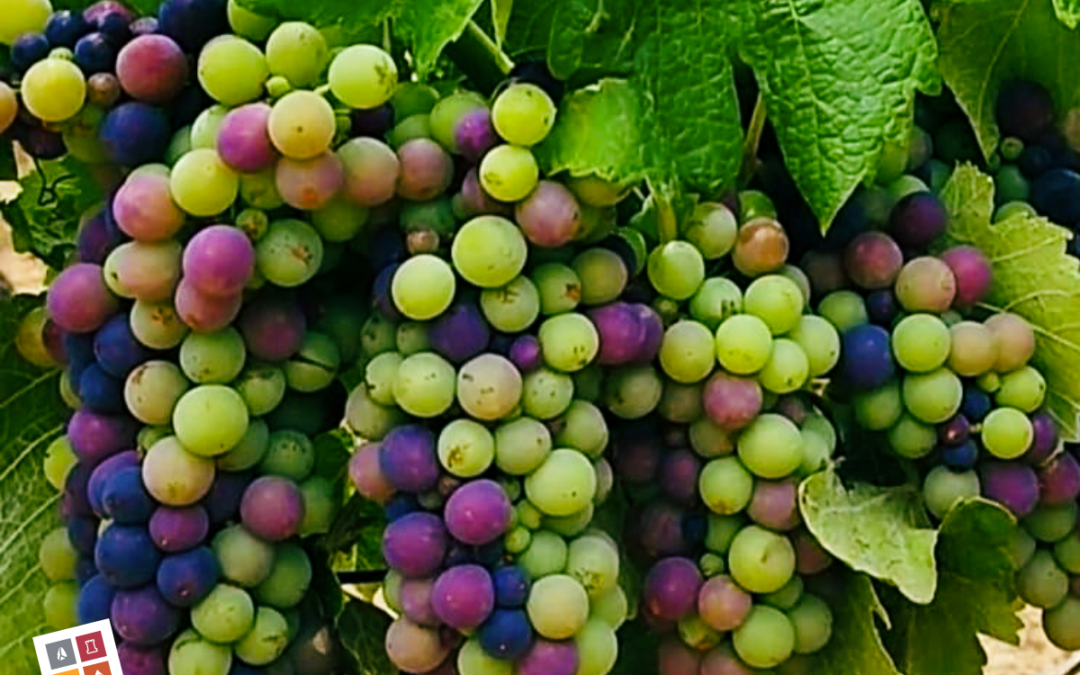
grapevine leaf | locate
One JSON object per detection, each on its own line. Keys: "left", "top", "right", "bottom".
{"left": 396, "top": 0, "right": 486, "bottom": 77}
{"left": 0, "top": 141, "right": 16, "bottom": 182}
{"left": 324, "top": 493, "right": 386, "bottom": 571}
{"left": 502, "top": 0, "right": 556, "bottom": 56}
{"left": 235, "top": 0, "right": 404, "bottom": 41}
{"left": 0, "top": 295, "right": 66, "bottom": 673}
{"left": 593, "top": 487, "right": 642, "bottom": 619}
{"left": 810, "top": 572, "right": 902, "bottom": 675}
{"left": 337, "top": 599, "right": 396, "bottom": 675}
{"left": 608, "top": 619, "right": 661, "bottom": 675}
{"left": 1054, "top": 0, "right": 1080, "bottom": 26}
{"left": 799, "top": 468, "right": 939, "bottom": 604}
{"left": 313, "top": 428, "right": 353, "bottom": 501}
{"left": 936, "top": 163, "right": 1080, "bottom": 440}
{"left": 0, "top": 156, "right": 102, "bottom": 270}
{"left": 885, "top": 499, "right": 1022, "bottom": 675}
{"left": 491, "top": 0, "right": 512, "bottom": 46}
{"left": 733, "top": 0, "right": 939, "bottom": 229}
{"left": 936, "top": 0, "right": 1080, "bottom": 158}
{"left": 502, "top": 0, "right": 641, "bottom": 77}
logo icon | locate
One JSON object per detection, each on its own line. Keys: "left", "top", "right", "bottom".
{"left": 45, "top": 639, "right": 77, "bottom": 670}
{"left": 82, "top": 661, "right": 113, "bottom": 675}
{"left": 76, "top": 631, "right": 103, "bottom": 662}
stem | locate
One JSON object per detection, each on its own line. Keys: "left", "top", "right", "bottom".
{"left": 648, "top": 178, "right": 679, "bottom": 244}
{"left": 445, "top": 21, "right": 515, "bottom": 94}
{"left": 738, "top": 93, "right": 767, "bottom": 186}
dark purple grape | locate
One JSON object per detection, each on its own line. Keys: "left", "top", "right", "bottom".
{"left": 509, "top": 60, "right": 565, "bottom": 103}
{"left": 65, "top": 330, "right": 95, "bottom": 372}
{"left": 1030, "top": 168, "right": 1080, "bottom": 224}
{"left": 240, "top": 476, "right": 305, "bottom": 542}
{"left": 643, "top": 557, "right": 703, "bottom": 621}
{"left": 102, "top": 466, "right": 155, "bottom": 523}
{"left": 792, "top": 528, "right": 833, "bottom": 575}
{"left": 67, "top": 516, "right": 98, "bottom": 555}
{"left": 88, "top": 450, "right": 139, "bottom": 516}
{"left": 78, "top": 574, "right": 116, "bottom": 625}
{"left": 996, "top": 80, "right": 1055, "bottom": 143}
{"left": 430, "top": 302, "right": 490, "bottom": 363}
{"left": 95, "top": 524, "right": 162, "bottom": 587}
{"left": 865, "top": 289, "right": 898, "bottom": 326}
{"left": 1026, "top": 413, "right": 1059, "bottom": 465}
{"left": 12, "top": 119, "right": 66, "bottom": 159}
{"left": 74, "top": 32, "right": 117, "bottom": 74}
{"left": 843, "top": 231, "right": 903, "bottom": 290}
{"left": 634, "top": 502, "right": 689, "bottom": 559}
{"left": 681, "top": 511, "right": 707, "bottom": 549}
{"left": 940, "top": 246, "right": 993, "bottom": 308}
{"left": 79, "top": 363, "right": 125, "bottom": 413}
{"left": 11, "top": 33, "right": 50, "bottom": 71}
{"left": 840, "top": 324, "right": 895, "bottom": 390}
{"left": 78, "top": 208, "right": 122, "bottom": 264}
{"left": 68, "top": 411, "right": 138, "bottom": 467}
{"left": 938, "top": 415, "right": 971, "bottom": 447}
{"left": 590, "top": 302, "right": 646, "bottom": 366}
{"left": 239, "top": 293, "right": 307, "bottom": 361}
{"left": 111, "top": 585, "right": 182, "bottom": 645}
{"left": 149, "top": 505, "right": 210, "bottom": 552}
{"left": 116, "top": 643, "right": 166, "bottom": 675}
{"left": 800, "top": 250, "right": 847, "bottom": 297}
{"left": 431, "top": 564, "right": 495, "bottom": 629}
{"left": 493, "top": 565, "right": 530, "bottom": 608}
{"left": 962, "top": 387, "right": 992, "bottom": 422}
{"left": 455, "top": 108, "right": 498, "bottom": 162}
{"left": 100, "top": 102, "right": 171, "bottom": 166}
{"left": 659, "top": 449, "right": 701, "bottom": 506}
{"left": 444, "top": 479, "right": 512, "bottom": 546}
{"left": 380, "top": 425, "right": 440, "bottom": 494}
{"left": 748, "top": 479, "right": 801, "bottom": 531}
{"left": 1019, "top": 145, "right": 1054, "bottom": 178}
{"left": 509, "top": 335, "right": 542, "bottom": 372}
{"left": 351, "top": 104, "right": 395, "bottom": 137}
{"left": 889, "top": 192, "right": 948, "bottom": 248}
{"left": 63, "top": 463, "right": 94, "bottom": 518}
{"left": 518, "top": 639, "right": 578, "bottom": 675}
{"left": 980, "top": 460, "right": 1040, "bottom": 517}
{"left": 157, "top": 0, "right": 228, "bottom": 51}
{"left": 479, "top": 608, "right": 534, "bottom": 660}
{"left": 613, "top": 435, "right": 660, "bottom": 484}
{"left": 95, "top": 313, "right": 152, "bottom": 377}
{"left": 456, "top": 168, "right": 512, "bottom": 219}
{"left": 156, "top": 546, "right": 218, "bottom": 607}
{"left": 941, "top": 440, "right": 979, "bottom": 470}
{"left": 383, "top": 512, "right": 448, "bottom": 578}
{"left": 171, "top": 85, "right": 213, "bottom": 127}
{"left": 202, "top": 470, "right": 252, "bottom": 525}
{"left": 1038, "top": 453, "right": 1080, "bottom": 506}
{"left": 634, "top": 304, "right": 664, "bottom": 362}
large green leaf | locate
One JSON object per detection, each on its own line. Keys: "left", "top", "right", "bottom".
{"left": 799, "top": 469, "right": 939, "bottom": 604}
{"left": 936, "top": 0, "right": 1080, "bottom": 158}
{"left": 337, "top": 599, "right": 396, "bottom": 675}
{"left": 734, "top": 0, "right": 939, "bottom": 228}
{"left": 235, "top": 0, "right": 403, "bottom": 42}
{"left": 811, "top": 572, "right": 902, "bottom": 675}
{"left": 885, "top": 499, "right": 1022, "bottom": 675}
{"left": 936, "top": 164, "right": 1080, "bottom": 440}
{"left": 397, "top": 0, "right": 486, "bottom": 77}
{"left": 0, "top": 295, "right": 66, "bottom": 672}
{"left": 491, "top": 0, "right": 513, "bottom": 46}
{"left": 503, "top": 0, "right": 642, "bottom": 77}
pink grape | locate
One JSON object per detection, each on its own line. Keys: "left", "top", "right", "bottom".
{"left": 1038, "top": 453, "right": 1080, "bottom": 506}
{"left": 792, "top": 528, "right": 833, "bottom": 575}
{"left": 385, "top": 618, "right": 450, "bottom": 674}
{"left": 518, "top": 639, "right": 580, "bottom": 675}
{"left": 431, "top": 564, "right": 495, "bottom": 629}
{"left": 400, "top": 577, "right": 440, "bottom": 627}
{"left": 396, "top": 138, "right": 454, "bottom": 201}
{"left": 979, "top": 460, "right": 1039, "bottom": 518}
{"left": 115, "top": 35, "right": 188, "bottom": 104}
{"left": 383, "top": 512, "right": 448, "bottom": 578}
{"left": 444, "top": 479, "right": 512, "bottom": 545}
{"left": 748, "top": 479, "right": 801, "bottom": 531}
{"left": 113, "top": 173, "right": 185, "bottom": 242}
{"left": 698, "top": 575, "right": 753, "bottom": 631}
{"left": 700, "top": 644, "right": 756, "bottom": 675}
{"left": 240, "top": 476, "right": 305, "bottom": 542}
{"left": 940, "top": 245, "right": 993, "bottom": 308}
{"left": 456, "top": 167, "right": 512, "bottom": 218}
{"left": 1027, "top": 413, "right": 1059, "bottom": 465}
{"left": 182, "top": 225, "right": 256, "bottom": 298}
{"left": 800, "top": 250, "right": 847, "bottom": 297}
{"left": 174, "top": 279, "right": 242, "bottom": 332}
{"left": 659, "top": 449, "right": 702, "bottom": 506}
{"left": 238, "top": 292, "right": 307, "bottom": 361}
{"left": 643, "top": 557, "right": 704, "bottom": 621}
{"left": 349, "top": 444, "right": 396, "bottom": 504}
{"left": 338, "top": 137, "right": 400, "bottom": 206}
{"left": 113, "top": 241, "right": 183, "bottom": 302}
{"left": 515, "top": 180, "right": 582, "bottom": 247}
{"left": 658, "top": 636, "right": 703, "bottom": 675}
{"left": 276, "top": 152, "right": 344, "bottom": 211}
{"left": 216, "top": 103, "right": 276, "bottom": 173}
{"left": 47, "top": 263, "right": 119, "bottom": 333}
{"left": 702, "top": 372, "right": 764, "bottom": 431}
{"left": 843, "top": 231, "right": 903, "bottom": 290}
{"left": 895, "top": 257, "right": 956, "bottom": 313}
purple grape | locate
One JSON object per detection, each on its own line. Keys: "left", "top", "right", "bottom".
{"left": 94, "top": 313, "right": 152, "bottom": 377}
{"left": 518, "top": 639, "right": 579, "bottom": 675}
{"left": 80, "top": 363, "right": 126, "bottom": 413}
{"left": 516, "top": 181, "right": 582, "bottom": 248}
{"left": 997, "top": 80, "right": 1056, "bottom": 143}
{"left": 1026, "top": 413, "right": 1060, "bottom": 465}
{"left": 396, "top": 138, "right": 454, "bottom": 201}
{"left": 659, "top": 449, "right": 701, "bottom": 506}
{"left": 96, "top": 524, "right": 162, "bottom": 587}
{"left": 843, "top": 231, "right": 903, "bottom": 290}
{"left": 202, "top": 470, "right": 252, "bottom": 525}
{"left": 182, "top": 225, "right": 256, "bottom": 298}
{"left": 700, "top": 644, "right": 755, "bottom": 675}
{"left": 509, "top": 335, "right": 543, "bottom": 372}
{"left": 697, "top": 575, "right": 752, "bottom": 631}
{"left": 774, "top": 395, "right": 811, "bottom": 426}
{"left": 349, "top": 444, "right": 396, "bottom": 504}
{"left": 116, "top": 643, "right": 166, "bottom": 675}
{"left": 840, "top": 324, "right": 895, "bottom": 390}
{"left": 1038, "top": 453, "right": 1080, "bottom": 506}
{"left": 88, "top": 450, "right": 140, "bottom": 515}
{"left": 100, "top": 102, "right": 171, "bottom": 166}
{"left": 613, "top": 435, "right": 660, "bottom": 483}
{"left": 149, "top": 505, "right": 210, "bottom": 552}
{"left": 156, "top": 0, "right": 228, "bottom": 51}
{"left": 1031, "top": 168, "right": 1080, "bottom": 224}
{"left": 78, "top": 208, "right": 121, "bottom": 264}
{"left": 748, "top": 479, "right": 801, "bottom": 531}
{"left": 792, "top": 528, "right": 833, "bottom": 575}
{"left": 589, "top": 302, "right": 646, "bottom": 366}
{"left": 156, "top": 546, "right": 218, "bottom": 607}
{"left": 216, "top": 102, "right": 276, "bottom": 172}
{"left": 68, "top": 410, "right": 138, "bottom": 467}
{"left": 431, "top": 564, "right": 495, "bottom": 629}
{"left": 12, "top": 120, "right": 66, "bottom": 160}
{"left": 111, "top": 585, "right": 182, "bottom": 646}
{"left": 241, "top": 476, "right": 305, "bottom": 542}
{"left": 643, "top": 557, "right": 703, "bottom": 621}
{"left": 47, "top": 263, "right": 119, "bottom": 333}
{"left": 888, "top": 192, "right": 948, "bottom": 248}
{"left": 430, "top": 303, "right": 491, "bottom": 363}
{"left": 479, "top": 608, "right": 534, "bottom": 660}
{"left": 88, "top": 71, "right": 123, "bottom": 108}
{"left": 400, "top": 577, "right": 440, "bottom": 626}
{"left": 941, "top": 440, "right": 979, "bottom": 470}
{"left": 455, "top": 108, "right": 498, "bottom": 162}
{"left": 78, "top": 575, "right": 116, "bottom": 625}
{"left": 702, "top": 372, "right": 764, "bottom": 431}
{"left": 379, "top": 425, "right": 440, "bottom": 494}
{"left": 68, "top": 516, "right": 98, "bottom": 555}
{"left": 444, "top": 479, "right": 512, "bottom": 546}
{"left": 102, "top": 466, "right": 155, "bottom": 523}
{"left": 658, "top": 636, "right": 702, "bottom": 675}
{"left": 350, "top": 103, "right": 395, "bottom": 137}
{"left": 456, "top": 168, "right": 512, "bottom": 218}
{"left": 980, "top": 460, "right": 1040, "bottom": 517}
{"left": 239, "top": 293, "right": 307, "bottom": 361}
{"left": 10, "top": 33, "right": 49, "bottom": 71}
{"left": 962, "top": 387, "right": 992, "bottom": 422}
{"left": 634, "top": 304, "right": 664, "bottom": 362}
{"left": 84, "top": 0, "right": 133, "bottom": 29}
{"left": 63, "top": 463, "right": 94, "bottom": 518}
{"left": 940, "top": 246, "right": 993, "bottom": 308}
{"left": 383, "top": 512, "right": 448, "bottom": 578}
{"left": 938, "top": 415, "right": 971, "bottom": 447}
{"left": 493, "top": 565, "right": 530, "bottom": 608}
{"left": 865, "top": 289, "right": 898, "bottom": 325}
{"left": 74, "top": 32, "right": 117, "bottom": 74}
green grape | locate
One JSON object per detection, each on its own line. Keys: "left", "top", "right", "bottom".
{"left": 518, "top": 501, "right": 544, "bottom": 530}
{"left": 388, "top": 114, "right": 431, "bottom": 147}
{"left": 298, "top": 476, "right": 336, "bottom": 536}
{"left": 124, "top": 360, "right": 190, "bottom": 425}
{"left": 180, "top": 328, "right": 246, "bottom": 384}
{"left": 457, "top": 354, "right": 523, "bottom": 420}
{"left": 59, "top": 370, "right": 80, "bottom": 410}
{"left": 553, "top": 400, "right": 608, "bottom": 459}
{"left": 233, "top": 606, "right": 289, "bottom": 665}
{"left": 739, "top": 190, "right": 778, "bottom": 221}
{"left": 256, "top": 219, "right": 324, "bottom": 288}
{"left": 506, "top": 526, "right": 532, "bottom": 553}
{"left": 690, "top": 278, "right": 743, "bottom": 330}
{"left": 258, "top": 429, "right": 315, "bottom": 480}
{"left": 590, "top": 585, "right": 628, "bottom": 630}
{"left": 853, "top": 381, "right": 903, "bottom": 430}
{"left": 802, "top": 414, "right": 837, "bottom": 452}
{"left": 227, "top": 0, "right": 276, "bottom": 40}
{"left": 527, "top": 574, "right": 590, "bottom": 639}
{"left": 544, "top": 504, "right": 594, "bottom": 537}
{"left": 729, "top": 525, "right": 796, "bottom": 593}
{"left": 981, "top": 407, "right": 1033, "bottom": 459}
{"left": 995, "top": 366, "right": 1047, "bottom": 412}
{"left": 659, "top": 380, "right": 704, "bottom": 423}
{"left": 715, "top": 315, "right": 773, "bottom": 375}
{"left": 283, "top": 331, "right": 340, "bottom": 392}
{"left": 142, "top": 436, "right": 216, "bottom": 506}
{"left": 312, "top": 197, "right": 368, "bottom": 242}
{"left": 690, "top": 417, "right": 735, "bottom": 459}
{"left": 216, "top": 418, "right": 270, "bottom": 471}
{"left": 1045, "top": 597, "right": 1080, "bottom": 651}
{"left": 192, "top": 584, "right": 255, "bottom": 642}
{"left": 705, "top": 514, "right": 746, "bottom": 554}
{"left": 1008, "top": 526, "right": 1038, "bottom": 569}
{"left": 43, "top": 581, "right": 79, "bottom": 630}
{"left": 39, "top": 527, "right": 77, "bottom": 582}
{"left": 758, "top": 339, "right": 810, "bottom": 394}
{"left": 198, "top": 36, "right": 268, "bottom": 105}
{"left": 329, "top": 44, "right": 397, "bottom": 109}
{"left": 566, "top": 534, "right": 620, "bottom": 598}
{"left": 603, "top": 365, "right": 663, "bottom": 419}
{"left": 480, "top": 144, "right": 539, "bottom": 202}
{"left": 532, "top": 263, "right": 582, "bottom": 315}
{"left": 169, "top": 629, "right": 232, "bottom": 675}
{"left": 1053, "top": 532, "right": 1080, "bottom": 574}
{"left": 430, "top": 91, "right": 486, "bottom": 150}
{"left": 922, "top": 466, "right": 980, "bottom": 519}
{"left": 397, "top": 321, "right": 433, "bottom": 356}
{"left": 268, "top": 91, "right": 336, "bottom": 160}
{"left": 438, "top": 419, "right": 496, "bottom": 477}
{"left": 43, "top": 436, "right": 77, "bottom": 490}
{"left": 458, "top": 638, "right": 513, "bottom": 675}
{"left": 571, "top": 248, "right": 626, "bottom": 305}
{"left": 733, "top": 606, "right": 796, "bottom": 669}
{"left": 788, "top": 594, "right": 833, "bottom": 654}
{"left": 393, "top": 352, "right": 457, "bottom": 417}
{"left": 213, "top": 524, "right": 275, "bottom": 587}
{"left": 346, "top": 383, "right": 405, "bottom": 440}
{"left": 451, "top": 215, "right": 528, "bottom": 288}
{"left": 780, "top": 264, "right": 811, "bottom": 304}
{"left": 365, "top": 352, "right": 404, "bottom": 405}
{"left": 647, "top": 241, "right": 706, "bottom": 300}
{"left": 787, "top": 315, "right": 840, "bottom": 377}
{"left": 699, "top": 457, "right": 754, "bottom": 515}
{"left": 523, "top": 367, "right": 575, "bottom": 419}
{"left": 817, "top": 290, "right": 868, "bottom": 331}
{"left": 659, "top": 320, "right": 717, "bottom": 384}
{"left": 679, "top": 614, "right": 722, "bottom": 651}
{"left": 254, "top": 543, "right": 312, "bottom": 608}
{"left": 480, "top": 275, "right": 541, "bottom": 332}
{"left": 393, "top": 82, "right": 440, "bottom": 118}
{"left": 494, "top": 417, "right": 552, "bottom": 475}
{"left": 572, "top": 364, "right": 605, "bottom": 404}
{"left": 538, "top": 312, "right": 600, "bottom": 372}
{"left": 492, "top": 83, "right": 557, "bottom": 146}
{"left": 887, "top": 413, "right": 937, "bottom": 459}
{"left": 525, "top": 449, "right": 597, "bottom": 516}
{"left": 265, "top": 22, "right": 328, "bottom": 88}
{"left": 234, "top": 364, "right": 287, "bottom": 416}
{"left": 190, "top": 104, "right": 229, "bottom": 149}
{"left": 685, "top": 202, "right": 738, "bottom": 259}
{"left": 1024, "top": 503, "right": 1079, "bottom": 543}
{"left": 892, "top": 314, "right": 951, "bottom": 373}
{"left": 361, "top": 312, "right": 397, "bottom": 357}
{"left": 21, "top": 58, "right": 85, "bottom": 123}
{"left": 575, "top": 618, "right": 619, "bottom": 675}
{"left": 1017, "top": 550, "right": 1069, "bottom": 608}
{"left": 240, "top": 168, "right": 286, "bottom": 209}
{"left": 518, "top": 529, "right": 568, "bottom": 578}
{"left": 170, "top": 149, "right": 239, "bottom": 217}
{"left": 172, "top": 385, "right": 250, "bottom": 457}
{"left": 743, "top": 275, "right": 805, "bottom": 335}
{"left": 762, "top": 576, "right": 804, "bottom": 610}
{"left": 902, "top": 368, "right": 962, "bottom": 424}
{"left": 0, "top": 0, "right": 51, "bottom": 45}
{"left": 737, "top": 414, "right": 803, "bottom": 479}
{"left": 391, "top": 254, "right": 456, "bottom": 320}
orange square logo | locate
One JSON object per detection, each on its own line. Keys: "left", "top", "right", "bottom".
{"left": 54, "top": 670, "right": 79, "bottom": 675}
{"left": 81, "top": 660, "right": 112, "bottom": 675}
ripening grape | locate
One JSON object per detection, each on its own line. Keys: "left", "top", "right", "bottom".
{"left": 329, "top": 44, "right": 398, "bottom": 109}
{"left": 985, "top": 312, "right": 1036, "bottom": 372}
{"left": 170, "top": 149, "right": 239, "bottom": 216}
{"left": 481, "top": 144, "right": 539, "bottom": 202}
{"left": 198, "top": 35, "right": 268, "bottom": 106}
{"left": 269, "top": 90, "right": 336, "bottom": 160}
{"left": 265, "top": 21, "right": 328, "bottom": 88}
{"left": 22, "top": 57, "right": 86, "bottom": 122}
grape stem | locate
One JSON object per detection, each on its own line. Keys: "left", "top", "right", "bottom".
{"left": 445, "top": 21, "right": 515, "bottom": 94}
{"left": 738, "top": 92, "right": 767, "bottom": 186}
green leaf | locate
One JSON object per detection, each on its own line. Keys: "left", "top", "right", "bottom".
{"left": 1054, "top": 0, "right": 1080, "bottom": 26}
{"left": 491, "top": 0, "right": 513, "bottom": 46}
{"left": 936, "top": 163, "right": 1080, "bottom": 440}
{"left": 885, "top": 499, "right": 1022, "bottom": 675}
{"left": 502, "top": 0, "right": 556, "bottom": 56}
{"left": 548, "top": 0, "right": 606, "bottom": 79}
{"left": 734, "top": 0, "right": 939, "bottom": 228}
{"left": 799, "top": 468, "right": 939, "bottom": 604}
{"left": 397, "top": 0, "right": 486, "bottom": 77}
{"left": 811, "top": 572, "right": 902, "bottom": 675}
{"left": 0, "top": 295, "right": 65, "bottom": 672}
{"left": 1, "top": 156, "right": 103, "bottom": 270}
{"left": 337, "top": 599, "right": 396, "bottom": 675}
{"left": 0, "top": 141, "right": 15, "bottom": 182}
{"left": 236, "top": 0, "right": 403, "bottom": 42}
{"left": 313, "top": 428, "right": 353, "bottom": 501}
{"left": 324, "top": 493, "right": 386, "bottom": 571}
{"left": 310, "top": 549, "right": 346, "bottom": 623}
{"left": 936, "top": 0, "right": 1080, "bottom": 158}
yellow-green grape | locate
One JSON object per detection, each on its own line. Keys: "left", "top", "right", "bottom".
{"left": 197, "top": 36, "right": 269, "bottom": 106}
{"left": 227, "top": 0, "right": 276, "bottom": 40}
{"left": 266, "top": 22, "right": 328, "bottom": 88}
{"left": 0, "top": 0, "right": 52, "bottom": 45}
{"left": 480, "top": 145, "right": 539, "bottom": 202}
{"left": 170, "top": 149, "right": 240, "bottom": 216}
{"left": 268, "top": 90, "right": 336, "bottom": 160}
{"left": 22, "top": 57, "right": 86, "bottom": 122}
{"left": 329, "top": 44, "right": 398, "bottom": 109}
{"left": 491, "top": 83, "right": 557, "bottom": 146}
